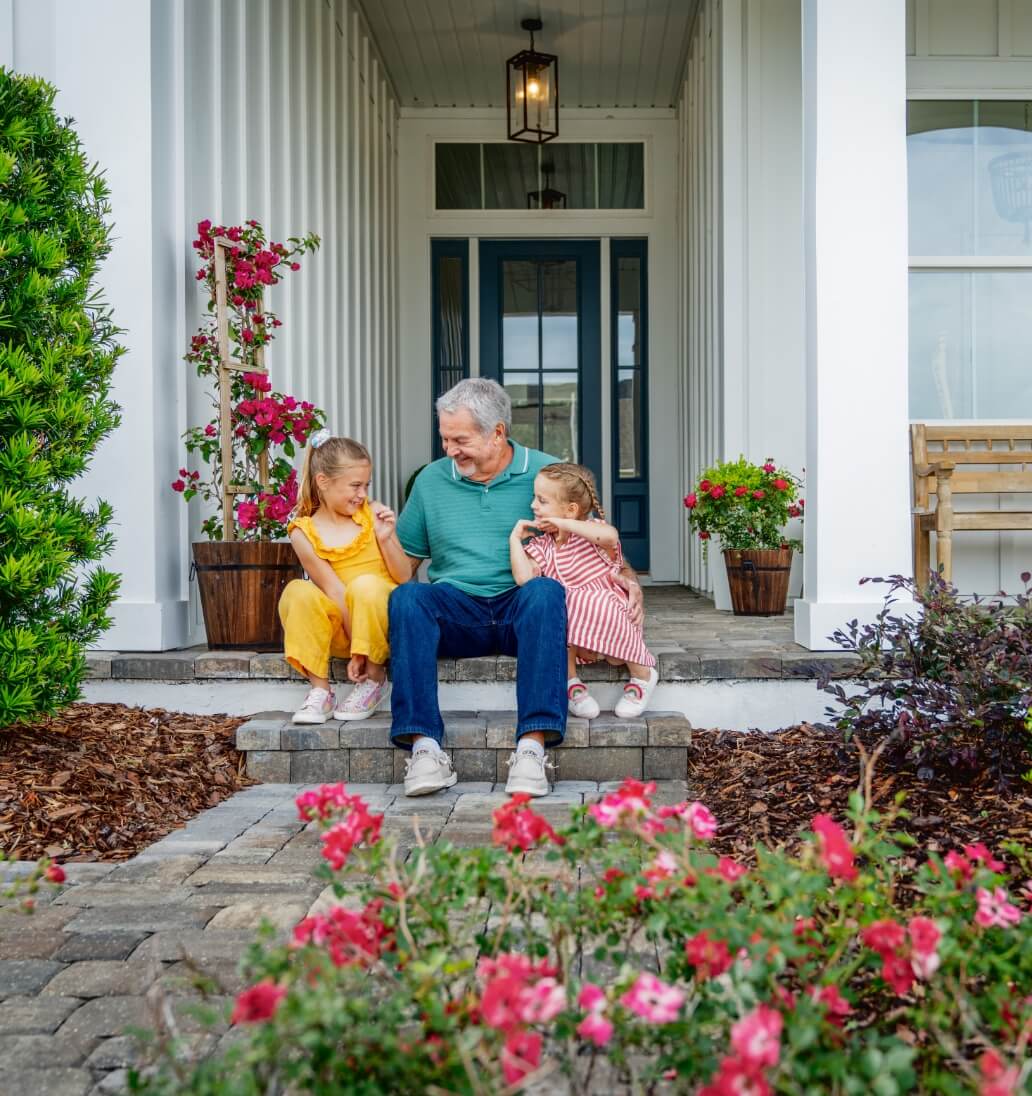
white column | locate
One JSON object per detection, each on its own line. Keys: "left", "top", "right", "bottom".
{"left": 11, "top": 0, "right": 190, "bottom": 651}
{"left": 794, "top": 0, "right": 916, "bottom": 650}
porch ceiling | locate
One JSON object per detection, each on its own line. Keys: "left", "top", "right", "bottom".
{"left": 357, "top": 0, "right": 699, "bottom": 110}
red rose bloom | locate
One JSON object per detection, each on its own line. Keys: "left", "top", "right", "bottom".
{"left": 709, "top": 485, "right": 726, "bottom": 500}
{"left": 772, "top": 478, "right": 789, "bottom": 491}
{"left": 684, "top": 493, "right": 698, "bottom": 509}
{"left": 734, "top": 486, "right": 748, "bottom": 497}
{"left": 752, "top": 489, "right": 765, "bottom": 500}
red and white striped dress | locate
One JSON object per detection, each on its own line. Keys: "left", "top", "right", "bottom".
{"left": 524, "top": 529, "right": 655, "bottom": 668}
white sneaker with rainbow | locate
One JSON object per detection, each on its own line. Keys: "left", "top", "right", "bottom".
{"left": 614, "top": 667, "right": 659, "bottom": 719}
{"left": 335, "top": 679, "right": 391, "bottom": 721}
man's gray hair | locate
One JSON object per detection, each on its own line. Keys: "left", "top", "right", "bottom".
{"left": 435, "top": 377, "right": 512, "bottom": 435}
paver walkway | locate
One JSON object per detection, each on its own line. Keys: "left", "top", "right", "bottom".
{"left": 0, "top": 779, "right": 688, "bottom": 1096}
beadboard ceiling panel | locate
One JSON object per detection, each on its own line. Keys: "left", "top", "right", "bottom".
{"left": 358, "top": 0, "right": 699, "bottom": 108}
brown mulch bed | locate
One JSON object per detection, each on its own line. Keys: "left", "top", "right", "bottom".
{"left": 0, "top": 703, "right": 253, "bottom": 862}
{"left": 690, "top": 724, "right": 1032, "bottom": 864}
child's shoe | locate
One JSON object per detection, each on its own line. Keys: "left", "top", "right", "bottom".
{"left": 335, "top": 678, "right": 391, "bottom": 721}
{"left": 614, "top": 667, "right": 659, "bottom": 719}
{"left": 292, "top": 686, "right": 335, "bottom": 724}
{"left": 567, "top": 678, "right": 600, "bottom": 719}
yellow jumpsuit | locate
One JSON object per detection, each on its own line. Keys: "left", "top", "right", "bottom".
{"left": 278, "top": 502, "right": 397, "bottom": 679}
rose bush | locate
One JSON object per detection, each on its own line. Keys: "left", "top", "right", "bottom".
{"left": 132, "top": 778, "right": 1031, "bottom": 1094}
{"left": 171, "top": 219, "right": 325, "bottom": 540}
{"left": 684, "top": 457, "right": 803, "bottom": 559}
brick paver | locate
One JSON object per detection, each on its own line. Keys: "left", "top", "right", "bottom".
{"left": 1, "top": 779, "right": 689, "bottom": 1095}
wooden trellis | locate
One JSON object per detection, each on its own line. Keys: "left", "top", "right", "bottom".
{"left": 212, "top": 236, "right": 269, "bottom": 541}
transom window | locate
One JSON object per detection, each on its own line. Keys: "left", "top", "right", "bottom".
{"left": 907, "top": 100, "right": 1032, "bottom": 418}
{"left": 435, "top": 142, "right": 644, "bottom": 211}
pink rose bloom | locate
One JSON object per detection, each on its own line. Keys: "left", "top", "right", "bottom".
{"left": 501, "top": 1030, "right": 541, "bottom": 1086}
{"left": 683, "top": 492, "right": 697, "bottom": 509}
{"left": 620, "top": 973, "right": 685, "bottom": 1024}
{"left": 716, "top": 856, "right": 747, "bottom": 882}
{"left": 812, "top": 814, "right": 858, "bottom": 882}
{"left": 979, "top": 1050, "right": 1020, "bottom": 1096}
{"left": 730, "top": 1004, "right": 783, "bottom": 1069}
{"left": 752, "top": 489, "right": 766, "bottom": 500}
{"left": 734, "top": 485, "right": 748, "bottom": 497}
{"left": 709, "top": 484, "right": 726, "bottom": 500}
{"left": 809, "top": 984, "right": 852, "bottom": 1027}
{"left": 577, "top": 1010, "right": 613, "bottom": 1047}
{"left": 685, "top": 801, "right": 717, "bottom": 840}
{"left": 965, "top": 843, "right": 1005, "bottom": 872}
{"left": 231, "top": 980, "right": 286, "bottom": 1025}
{"left": 907, "top": 916, "right": 942, "bottom": 979}
{"left": 975, "top": 887, "right": 1023, "bottom": 929}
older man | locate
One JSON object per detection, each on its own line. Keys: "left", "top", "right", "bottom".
{"left": 389, "top": 378, "right": 643, "bottom": 798}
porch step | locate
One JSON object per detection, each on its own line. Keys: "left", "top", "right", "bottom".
{"left": 237, "top": 710, "right": 694, "bottom": 784}
{"left": 86, "top": 648, "right": 860, "bottom": 684}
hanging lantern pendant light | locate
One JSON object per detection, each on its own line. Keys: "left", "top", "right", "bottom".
{"left": 506, "top": 18, "right": 559, "bottom": 144}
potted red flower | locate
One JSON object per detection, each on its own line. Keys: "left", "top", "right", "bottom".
{"left": 683, "top": 457, "right": 803, "bottom": 615}
{"left": 172, "top": 219, "right": 325, "bottom": 649}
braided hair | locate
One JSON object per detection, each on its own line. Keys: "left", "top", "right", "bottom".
{"left": 537, "top": 462, "right": 606, "bottom": 520}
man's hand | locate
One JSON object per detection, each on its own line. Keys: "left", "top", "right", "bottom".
{"left": 613, "top": 570, "right": 644, "bottom": 628}
{"left": 371, "top": 501, "right": 396, "bottom": 541}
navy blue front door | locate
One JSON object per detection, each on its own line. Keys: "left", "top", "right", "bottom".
{"left": 479, "top": 238, "right": 602, "bottom": 493}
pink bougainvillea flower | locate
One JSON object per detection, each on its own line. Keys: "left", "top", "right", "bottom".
{"left": 978, "top": 1049, "right": 1020, "bottom": 1096}
{"left": 907, "top": 916, "right": 942, "bottom": 979}
{"left": 231, "top": 980, "right": 286, "bottom": 1025}
{"left": 965, "top": 843, "right": 1005, "bottom": 872}
{"left": 492, "top": 794, "right": 564, "bottom": 852}
{"left": 709, "top": 856, "right": 747, "bottom": 883}
{"left": 944, "top": 849, "right": 975, "bottom": 883}
{"left": 975, "top": 887, "right": 1023, "bottom": 929}
{"left": 620, "top": 973, "right": 685, "bottom": 1024}
{"left": 501, "top": 1029, "right": 542, "bottom": 1086}
{"left": 171, "top": 479, "right": 185, "bottom": 493}
{"left": 730, "top": 1004, "right": 783, "bottom": 1069}
{"left": 809, "top": 984, "right": 853, "bottom": 1027}
{"left": 685, "top": 930, "right": 733, "bottom": 980}
{"left": 588, "top": 779, "right": 656, "bottom": 828}
{"left": 699, "top": 1057, "right": 773, "bottom": 1096}
{"left": 880, "top": 952, "right": 915, "bottom": 996}
{"left": 291, "top": 900, "right": 390, "bottom": 967}
{"left": 811, "top": 814, "right": 858, "bottom": 882}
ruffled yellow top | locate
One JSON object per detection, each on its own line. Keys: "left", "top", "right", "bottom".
{"left": 287, "top": 502, "right": 396, "bottom": 586}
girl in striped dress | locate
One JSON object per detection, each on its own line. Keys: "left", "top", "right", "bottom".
{"left": 509, "top": 463, "right": 657, "bottom": 720}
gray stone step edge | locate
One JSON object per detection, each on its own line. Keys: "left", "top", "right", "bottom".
{"left": 85, "top": 649, "right": 860, "bottom": 683}
{"left": 237, "top": 710, "right": 694, "bottom": 784}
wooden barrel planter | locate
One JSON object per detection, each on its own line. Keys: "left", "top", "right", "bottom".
{"left": 723, "top": 547, "right": 793, "bottom": 616}
{"left": 192, "top": 541, "right": 302, "bottom": 650}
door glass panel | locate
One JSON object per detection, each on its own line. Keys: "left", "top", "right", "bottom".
{"left": 617, "top": 369, "right": 641, "bottom": 478}
{"left": 617, "top": 258, "right": 641, "bottom": 366}
{"left": 502, "top": 261, "right": 539, "bottom": 373}
{"left": 504, "top": 372, "right": 541, "bottom": 451}
{"left": 541, "top": 260, "right": 578, "bottom": 369}
{"left": 541, "top": 372, "right": 579, "bottom": 461}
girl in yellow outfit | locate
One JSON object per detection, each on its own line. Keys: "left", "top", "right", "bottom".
{"left": 279, "top": 432, "right": 412, "bottom": 725}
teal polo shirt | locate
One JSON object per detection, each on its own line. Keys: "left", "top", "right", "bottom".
{"left": 397, "top": 441, "right": 557, "bottom": 598}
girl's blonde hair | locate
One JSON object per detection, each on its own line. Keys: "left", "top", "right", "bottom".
{"left": 537, "top": 462, "right": 606, "bottom": 520}
{"left": 295, "top": 436, "right": 372, "bottom": 518}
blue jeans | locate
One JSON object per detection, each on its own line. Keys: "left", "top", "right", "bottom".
{"left": 388, "top": 577, "right": 567, "bottom": 749}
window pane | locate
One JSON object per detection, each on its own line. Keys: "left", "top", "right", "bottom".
{"left": 541, "top": 372, "right": 579, "bottom": 461}
{"left": 484, "top": 143, "right": 539, "bottom": 210}
{"left": 541, "top": 260, "right": 577, "bottom": 369}
{"left": 617, "top": 368, "right": 642, "bottom": 479}
{"left": 909, "top": 271, "right": 1032, "bottom": 418}
{"left": 597, "top": 143, "right": 645, "bottom": 208}
{"left": 908, "top": 100, "right": 1032, "bottom": 255}
{"left": 533, "top": 144, "right": 595, "bottom": 209}
{"left": 435, "top": 144, "right": 481, "bottom": 210}
{"left": 504, "top": 372, "right": 540, "bottom": 451}
{"left": 502, "top": 260, "right": 538, "bottom": 372}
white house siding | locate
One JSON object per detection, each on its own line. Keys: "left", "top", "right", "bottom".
{"left": 395, "top": 111, "right": 683, "bottom": 583}
{"left": 678, "top": 0, "right": 807, "bottom": 598}
{"left": 180, "top": 0, "right": 400, "bottom": 643}
{"left": 905, "top": 0, "right": 1032, "bottom": 594}
{"left": 1, "top": 0, "right": 400, "bottom": 650}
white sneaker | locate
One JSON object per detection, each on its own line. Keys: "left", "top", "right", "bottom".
{"left": 504, "top": 750, "right": 551, "bottom": 797}
{"left": 292, "top": 687, "right": 335, "bottom": 724}
{"left": 403, "top": 749, "right": 457, "bottom": 796}
{"left": 614, "top": 667, "right": 659, "bottom": 719}
{"left": 335, "top": 679, "right": 391, "bottom": 721}
{"left": 567, "top": 679, "right": 600, "bottom": 720}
